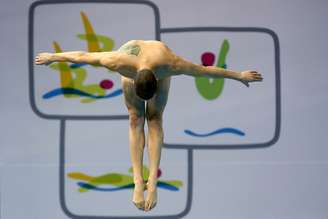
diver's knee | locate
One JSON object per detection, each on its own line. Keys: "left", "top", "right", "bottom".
{"left": 129, "top": 111, "right": 145, "bottom": 129}
{"left": 146, "top": 111, "right": 162, "bottom": 123}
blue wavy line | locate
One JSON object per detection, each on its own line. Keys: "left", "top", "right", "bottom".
{"left": 70, "top": 63, "right": 87, "bottom": 68}
{"left": 157, "top": 182, "right": 179, "bottom": 191}
{"left": 184, "top": 127, "right": 245, "bottom": 137}
{"left": 42, "top": 87, "right": 122, "bottom": 99}
{"left": 77, "top": 181, "right": 179, "bottom": 192}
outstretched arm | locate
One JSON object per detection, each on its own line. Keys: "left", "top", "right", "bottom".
{"left": 35, "top": 51, "right": 122, "bottom": 71}
{"left": 196, "top": 65, "right": 262, "bottom": 87}
{"left": 173, "top": 56, "right": 263, "bottom": 87}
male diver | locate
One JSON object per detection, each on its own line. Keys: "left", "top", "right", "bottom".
{"left": 35, "top": 40, "right": 263, "bottom": 211}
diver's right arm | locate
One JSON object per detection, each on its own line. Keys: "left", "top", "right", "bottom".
{"left": 34, "top": 51, "right": 136, "bottom": 73}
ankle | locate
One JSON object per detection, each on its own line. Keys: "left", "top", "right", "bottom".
{"left": 146, "top": 179, "right": 157, "bottom": 188}
{"left": 134, "top": 179, "right": 144, "bottom": 186}
{"left": 134, "top": 176, "right": 144, "bottom": 182}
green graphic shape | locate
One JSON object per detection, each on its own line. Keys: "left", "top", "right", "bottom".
{"left": 128, "top": 165, "right": 150, "bottom": 180}
{"left": 195, "top": 39, "right": 229, "bottom": 100}
{"left": 68, "top": 166, "right": 183, "bottom": 193}
{"left": 77, "top": 34, "right": 114, "bottom": 52}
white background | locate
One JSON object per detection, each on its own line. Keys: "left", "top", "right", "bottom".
{"left": 1, "top": 0, "right": 328, "bottom": 218}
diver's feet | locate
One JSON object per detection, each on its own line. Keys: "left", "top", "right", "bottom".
{"left": 144, "top": 181, "right": 157, "bottom": 211}
{"left": 132, "top": 183, "right": 145, "bottom": 211}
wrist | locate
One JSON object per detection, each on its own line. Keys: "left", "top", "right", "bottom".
{"left": 225, "top": 69, "right": 242, "bottom": 81}
{"left": 237, "top": 71, "right": 244, "bottom": 81}
{"left": 51, "top": 53, "right": 60, "bottom": 62}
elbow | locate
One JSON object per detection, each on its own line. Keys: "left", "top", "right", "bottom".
{"left": 99, "top": 56, "right": 118, "bottom": 70}
{"left": 74, "top": 51, "right": 87, "bottom": 62}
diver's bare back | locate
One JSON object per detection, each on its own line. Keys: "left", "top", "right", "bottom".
{"left": 113, "top": 40, "right": 180, "bottom": 79}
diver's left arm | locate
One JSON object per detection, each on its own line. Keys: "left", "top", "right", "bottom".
{"left": 172, "top": 56, "right": 263, "bottom": 87}
{"left": 197, "top": 65, "right": 263, "bottom": 87}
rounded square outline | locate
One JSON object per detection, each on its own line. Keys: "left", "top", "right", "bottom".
{"left": 59, "top": 120, "right": 193, "bottom": 219}
{"left": 160, "top": 27, "right": 281, "bottom": 150}
{"left": 28, "top": 0, "right": 160, "bottom": 121}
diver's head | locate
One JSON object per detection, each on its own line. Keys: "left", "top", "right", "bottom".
{"left": 134, "top": 69, "right": 157, "bottom": 100}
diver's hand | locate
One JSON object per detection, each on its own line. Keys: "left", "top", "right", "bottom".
{"left": 35, "top": 53, "right": 53, "bottom": 65}
{"left": 240, "top": 70, "right": 263, "bottom": 87}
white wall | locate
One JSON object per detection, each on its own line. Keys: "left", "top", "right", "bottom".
{"left": 1, "top": 0, "right": 328, "bottom": 218}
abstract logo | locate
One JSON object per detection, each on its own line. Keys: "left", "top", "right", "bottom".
{"left": 184, "top": 39, "right": 246, "bottom": 138}
{"left": 195, "top": 39, "right": 228, "bottom": 100}
{"left": 42, "top": 11, "right": 122, "bottom": 103}
{"left": 68, "top": 166, "right": 183, "bottom": 192}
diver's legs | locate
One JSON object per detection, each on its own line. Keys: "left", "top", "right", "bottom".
{"left": 121, "top": 76, "right": 146, "bottom": 210}
{"left": 144, "top": 77, "right": 171, "bottom": 211}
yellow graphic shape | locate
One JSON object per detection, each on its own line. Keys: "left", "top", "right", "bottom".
{"left": 78, "top": 11, "right": 115, "bottom": 53}
{"left": 50, "top": 41, "right": 106, "bottom": 103}
{"left": 68, "top": 166, "right": 183, "bottom": 193}
{"left": 51, "top": 41, "right": 74, "bottom": 96}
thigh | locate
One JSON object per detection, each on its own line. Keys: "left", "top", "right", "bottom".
{"left": 146, "top": 77, "right": 171, "bottom": 118}
{"left": 121, "top": 76, "right": 145, "bottom": 116}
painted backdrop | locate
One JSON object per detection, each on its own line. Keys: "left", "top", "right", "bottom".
{"left": 1, "top": 0, "right": 328, "bottom": 219}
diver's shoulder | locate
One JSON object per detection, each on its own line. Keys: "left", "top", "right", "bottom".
{"left": 145, "top": 40, "right": 166, "bottom": 45}
{"left": 123, "top": 40, "right": 166, "bottom": 46}
{"left": 145, "top": 41, "right": 172, "bottom": 52}
{"left": 123, "top": 40, "right": 139, "bottom": 46}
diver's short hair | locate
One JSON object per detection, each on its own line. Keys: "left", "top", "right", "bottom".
{"left": 134, "top": 69, "right": 157, "bottom": 100}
